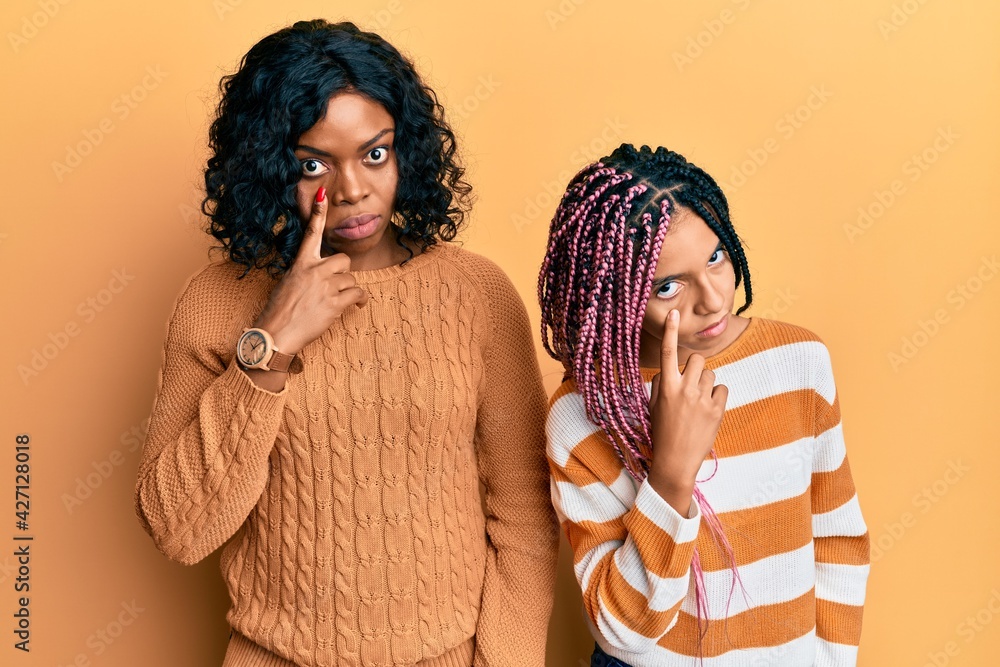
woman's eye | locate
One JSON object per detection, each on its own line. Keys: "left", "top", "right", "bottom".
{"left": 656, "top": 282, "right": 680, "bottom": 299}
{"left": 366, "top": 146, "right": 390, "bottom": 165}
{"left": 301, "top": 159, "right": 327, "bottom": 177}
{"left": 709, "top": 248, "right": 726, "bottom": 265}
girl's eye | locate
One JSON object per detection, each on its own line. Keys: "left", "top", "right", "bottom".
{"left": 655, "top": 282, "right": 680, "bottom": 299}
{"left": 301, "top": 159, "right": 327, "bottom": 177}
{"left": 365, "top": 146, "right": 390, "bottom": 165}
{"left": 709, "top": 248, "right": 726, "bottom": 265}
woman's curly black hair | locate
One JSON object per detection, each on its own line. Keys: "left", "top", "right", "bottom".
{"left": 201, "top": 19, "right": 473, "bottom": 276}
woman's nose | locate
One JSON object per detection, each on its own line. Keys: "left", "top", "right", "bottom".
{"left": 330, "top": 165, "right": 367, "bottom": 204}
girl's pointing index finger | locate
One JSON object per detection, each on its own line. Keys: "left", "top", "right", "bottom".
{"left": 660, "top": 309, "right": 682, "bottom": 386}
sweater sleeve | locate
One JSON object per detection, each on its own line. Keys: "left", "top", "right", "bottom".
{"left": 546, "top": 385, "right": 702, "bottom": 656}
{"left": 811, "top": 345, "right": 870, "bottom": 666}
{"left": 133, "top": 270, "right": 289, "bottom": 566}
{"left": 469, "top": 267, "right": 560, "bottom": 667}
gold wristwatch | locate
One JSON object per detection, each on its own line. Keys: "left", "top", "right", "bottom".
{"left": 236, "top": 328, "right": 300, "bottom": 373}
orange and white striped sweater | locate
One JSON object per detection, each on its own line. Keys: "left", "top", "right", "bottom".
{"left": 546, "top": 317, "right": 870, "bottom": 666}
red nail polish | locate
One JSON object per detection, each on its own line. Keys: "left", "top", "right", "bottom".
{"left": 316, "top": 187, "right": 326, "bottom": 203}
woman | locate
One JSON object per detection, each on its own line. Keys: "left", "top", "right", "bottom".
{"left": 133, "top": 19, "right": 558, "bottom": 667}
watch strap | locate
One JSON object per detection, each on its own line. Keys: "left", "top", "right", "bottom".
{"left": 265, "top": 350, "right": 295, "bottom": 373}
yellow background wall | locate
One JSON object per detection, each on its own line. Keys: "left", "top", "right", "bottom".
{"left": 1, "top": 1, "right": 998, "bottom": 665}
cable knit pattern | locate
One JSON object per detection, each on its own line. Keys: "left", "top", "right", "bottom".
{"left": 134, "top": 242, "right": 558, "bottom": 667}
{"left": 546, "top": 317, "right": 871, "bottom": 666}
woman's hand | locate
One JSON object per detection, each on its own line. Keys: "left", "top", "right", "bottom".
{"left": 646, "top": 309, "right": 728, "bottom": 516}
{"left": 252, "top": 187, "right": 369, "bottom": 356}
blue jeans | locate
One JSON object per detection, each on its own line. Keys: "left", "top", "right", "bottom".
{"left": 591, "top": 643, "right": 632, "bottom": 667}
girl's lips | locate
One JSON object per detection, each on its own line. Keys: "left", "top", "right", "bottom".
{"left": 696, "top": 314, "right": 729, "bottom": 338}
{"left": 332, "top": 214, "right": 380, "bottom": 240}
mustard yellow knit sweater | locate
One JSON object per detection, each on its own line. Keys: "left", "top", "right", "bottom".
{"left": 133, "top": 242, "right": 559, "bottom": 667}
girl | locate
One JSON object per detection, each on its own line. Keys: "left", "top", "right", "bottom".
{"left": 538, "top": 144, "right": 870, "bottom": 666}
{"left": 133, "top": 20, "right": 558, "bottom": 667}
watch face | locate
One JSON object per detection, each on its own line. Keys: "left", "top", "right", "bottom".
{"left": 239, "top": 331, "right": 267, "bottom": 366}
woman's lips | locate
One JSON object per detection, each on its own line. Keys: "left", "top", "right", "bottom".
{"left": 696, "top": 314, "right": 729, "bottom": 338}
{"left": 331, "top": 213, "right": 380, "bottom": 240}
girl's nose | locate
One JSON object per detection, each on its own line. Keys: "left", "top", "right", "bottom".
{"left": 695, "top": 277, "right": 726, "bottom": 314}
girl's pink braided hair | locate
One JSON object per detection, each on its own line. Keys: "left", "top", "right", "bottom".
{"left": 538, "top": 144, "right": 754, "bottom": 653}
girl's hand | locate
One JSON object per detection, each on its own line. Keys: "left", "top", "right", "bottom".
{"left": 647, "top": 309, "right": 728, "bottom": 513}
{"left": 252, "top": 187, "right": 369, "bottom": 356}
